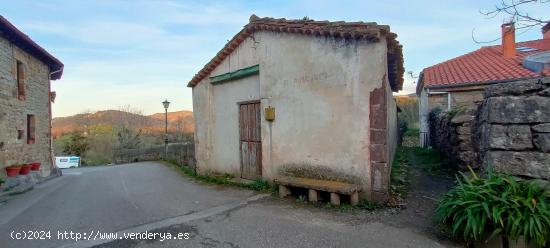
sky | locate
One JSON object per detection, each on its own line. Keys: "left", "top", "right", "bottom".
{"left": 0, "top": 0, "right": 547, "bottom": 117}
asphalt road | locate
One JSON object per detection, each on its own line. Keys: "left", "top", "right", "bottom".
{"left": 0, "top": 162, "right": 253, "bottom": 248}
{"left": 0, "top": 162, "right": 454, "bottom": 248}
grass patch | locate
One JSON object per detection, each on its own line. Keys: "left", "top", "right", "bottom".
{"left": 160, "top": 160, "right": 275, "bottom": 193}
{"left": 322, "top": 199, "right": 382, "bottom": 212}
{"left": 404, "top": 128, "right": 419, "bottom": 137}
{"left": 391, "top": 147, "right": 410, "bottom": 199}
{"left": 163, "top": 160, "right": 384, "bottom": 212}
{"left": 413, "top": 147, "right": 454, "bottom": 178}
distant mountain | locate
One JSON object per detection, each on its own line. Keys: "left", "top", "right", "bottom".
{"left": 149, "top": 110, "right": 194, "bottom": 124}
{"left": 52, "top": 110, "right": 194, "bottom": 138}
{"left": 147, "top": 110, "right": 195, "bottom": 134}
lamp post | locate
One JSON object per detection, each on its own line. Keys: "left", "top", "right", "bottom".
{"left": 162, "top": 99, "right": 170, "bottom": 160}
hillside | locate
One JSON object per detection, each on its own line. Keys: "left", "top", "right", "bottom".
{"left": 52, "top": 110, "right": 194, "bottom": 138}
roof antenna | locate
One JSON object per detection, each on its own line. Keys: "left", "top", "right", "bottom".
{"left": 408, "top": 71, "right": 418, "bottom": 81}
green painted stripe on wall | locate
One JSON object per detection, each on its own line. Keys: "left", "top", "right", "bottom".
{"left": 210, "top": 65, "right": 259, "bottom": 84}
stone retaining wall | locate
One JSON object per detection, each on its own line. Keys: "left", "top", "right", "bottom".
{"left": 429, "top": 104, "right": 479, "bottom": 169}
{"left": 113, "top": 143, "right": 195, "bottom": 167}
{"left": 478, "top": 78, "right": 550, "bottom": 179}
{"left": 429, "top": 77, "right": 550, "bottom": 179}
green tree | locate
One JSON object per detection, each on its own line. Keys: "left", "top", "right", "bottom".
{"left": 63, "top": 134, "right": 89, "bottom": 157}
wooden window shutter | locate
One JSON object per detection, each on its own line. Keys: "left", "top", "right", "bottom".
{"left": 16, "top": 61, "right": 25, "bottom": 100}
{"left": 27, "top": 115, "right": 35, "bottom": 144}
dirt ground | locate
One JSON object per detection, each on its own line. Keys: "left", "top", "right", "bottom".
{"left": 266, "top": 137, "right": 460, "bottom": 247}
{"left": 373, "top": 147, "right": 458, "bottom": 245}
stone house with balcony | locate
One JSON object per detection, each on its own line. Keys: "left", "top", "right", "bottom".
{"left": 0, "top": 16, "right": 64, "bottom": 178}
{"left": 189, "top": 15, "right": 403, "bottom": 203}
{"left": 417, "top": 22, "right": 550, "bottom": 147}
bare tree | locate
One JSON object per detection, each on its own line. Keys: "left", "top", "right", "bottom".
{"left": 113, "top": 105, "right": 148, "bottom": 149}
{"left": 115, "top": 105, "right": 150, "bottom": 131}
{"left": 117, "top": 127, "right": 142, "bottom": 149}
{"left": 481, "top": 0, "right": 548, "bottom": 28}
{"left": 76, "top": 109, "right": 93, "bottom": 136}
{"left": 474, "top": 0, "right": 549, "bottom": 43}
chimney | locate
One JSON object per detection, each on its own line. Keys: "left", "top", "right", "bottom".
{"left": 543, "top": 22, "right": 550, "bottom": 39}
{"left": 501, "top": 22, "right": 516, "bottom": 58}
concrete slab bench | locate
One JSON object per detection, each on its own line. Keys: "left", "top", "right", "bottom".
{"left": 274, "top": 176, "right": 360, "bottom": 206}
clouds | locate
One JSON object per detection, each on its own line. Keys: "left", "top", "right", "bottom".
{"left": 1, "top": 0, "right": 546, "bottom": 116}
{"left": 1, "top": 1, "right": 254, "bottom": 117}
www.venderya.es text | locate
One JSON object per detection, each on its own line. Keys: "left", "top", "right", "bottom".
{"left": 10, "top": 230, "right": 190, "bottom": 242}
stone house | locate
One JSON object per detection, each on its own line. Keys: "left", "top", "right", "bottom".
{"left": 189, "top": 15, "right": 403, "bottom": 202}
{"left": 417, "top": 22, "right": 550, "bottom": 146}
{"left": 0, "top": 16, "right": 64, "bottom": 178}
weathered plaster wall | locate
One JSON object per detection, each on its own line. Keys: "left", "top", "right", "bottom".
{"left": 192, "top": 36, "right": 261, "bottom": 176}
{"left": 260, "top": 32, "right": 389, "bottom": 200}
{"left": 0, "top": 36, "right": 53, "bottom": 177}
{"left": 210, "top": 75, "right": 260, "bottom": 175}
{"left": 193, "top": 31, "right": 391, "bottom": 199}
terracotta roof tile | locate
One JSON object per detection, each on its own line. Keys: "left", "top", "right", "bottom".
{"left": 422, "top": 39, "right": 550, "bottom": 88}
{"left": 188, "top": 15, "right": 404, "bottom": 92}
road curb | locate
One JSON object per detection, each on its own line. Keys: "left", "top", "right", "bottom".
{"left": 59, "top": 194, "right": 269, "bottom": 248}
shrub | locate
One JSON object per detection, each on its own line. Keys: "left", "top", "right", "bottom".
{"left": 436, "top": 167, "right": 550, "bottom": 246}
{"left": 428, "top": 107, "right": 442, "bottom": 124}
{"left": 60, "top": 134, "right": 89, "bottom": 157}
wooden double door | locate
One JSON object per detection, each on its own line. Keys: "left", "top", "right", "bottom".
{"left": 239, "top": 101, "right": 262, "bottom": 179}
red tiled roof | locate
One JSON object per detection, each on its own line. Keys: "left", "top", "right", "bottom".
{"left": 421, "top": 39, "right": 550, "bottom": 88}
{"left": 188, "top": 15, "right": 404, "bottom": 92}
{"left": 0, "top": 15, "right": 63, "bottom": 80}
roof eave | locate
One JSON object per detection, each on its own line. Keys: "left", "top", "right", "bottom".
{"left": 187, "top": 16, "right": 403, "bottom": 90}
{"left": 424, "top": 76, "right": 544, "bottom": 90}
{"left": 0, "top": 15, "right": 64, "bottom": 80}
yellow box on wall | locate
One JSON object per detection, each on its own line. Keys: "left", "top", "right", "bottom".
{"left": 265, "top": 106, "right": 275, "bottom": 121}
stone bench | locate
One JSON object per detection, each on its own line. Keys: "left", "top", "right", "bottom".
{"left": 274, "top": 176, "right": 360, "bottom": 206}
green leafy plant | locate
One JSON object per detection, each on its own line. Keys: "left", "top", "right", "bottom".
{"left": 247, "top": 178, "right": 270, "bottom": 192}
{"left": 355, "top": 199, "right": 381, "bottom": 211}
{"left": 447, "top": 106, "right": 464, "bottom": 118}
{"left": 436, "top": 167, "right": 550, "bottom": 246}
{"left": 296, "top": 195, "right": 307, "bottom": 203}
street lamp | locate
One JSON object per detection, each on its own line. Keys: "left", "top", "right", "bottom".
{"left": 162, "top": 99, "right": 170, "bottom": 160}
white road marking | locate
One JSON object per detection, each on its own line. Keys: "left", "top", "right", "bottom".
{"left": 118, "top": 169, "right": 139, "bottom": 210}
{"left": 59, "top": 194, "right": 269, "bottom": 248}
